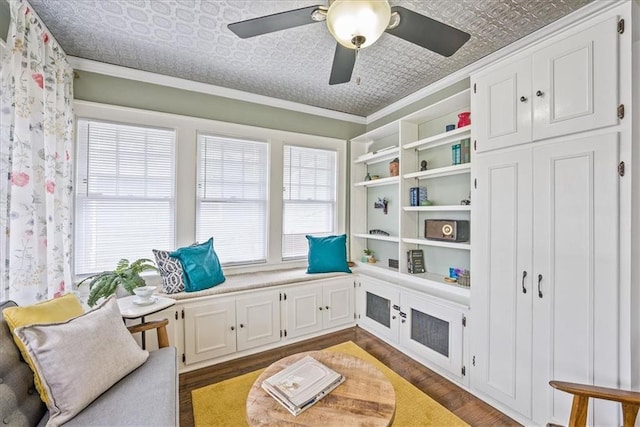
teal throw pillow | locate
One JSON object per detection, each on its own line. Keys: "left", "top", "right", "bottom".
{"left": 306, "top": 234, "right": 352, "bottom": 274}
{"left": 169, "top": 238, "right": 225, "bottom": 292}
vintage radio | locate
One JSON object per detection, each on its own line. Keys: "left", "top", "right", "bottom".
{"left": 424, "top": 220, "right": 470, "bottom": 242}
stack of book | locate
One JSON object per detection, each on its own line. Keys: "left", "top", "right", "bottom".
{"left": 261, "top": 355, "right": 345, "bottom": 416}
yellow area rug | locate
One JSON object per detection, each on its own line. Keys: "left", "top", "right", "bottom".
{"left": 192, "top": 341, "right": 468, "bottom": 426}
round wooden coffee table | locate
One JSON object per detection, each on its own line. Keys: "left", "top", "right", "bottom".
{"left": 246, "top": 350, "right": 396, "bottom": 426}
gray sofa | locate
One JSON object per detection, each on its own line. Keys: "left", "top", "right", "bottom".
{"left": 0, "top": 300, "right": 178, "bottom": 426}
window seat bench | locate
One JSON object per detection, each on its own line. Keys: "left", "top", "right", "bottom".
{"left": 159, "top": 267, "right": 352, "bottom": 300}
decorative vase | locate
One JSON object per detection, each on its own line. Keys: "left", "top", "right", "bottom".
{"left": 457, "top": 112, "right": 471, "bottom": 128}
{"left": 365, "top": 172, "right": 371, "bottom": 181}
{"left": 389, "top": 158, "right": 399, "bottom": 177}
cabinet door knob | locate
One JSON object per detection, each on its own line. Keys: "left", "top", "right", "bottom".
{"left": 325, "top": 306, "right": 329, "bottom": 310}
{"left": 522, "top": 270, "right": 527, "bottom": 294}
{"left": 401, "top": 319, "right": 406, "bottom": 324}
{"left": 536, "top": 90, "right": 544, "bottom": 97}
{"left": 239, "top": 324, "right": 244, "bottom": 328}
{"left": 230, "top": 326, "right": 235, "bottom": 331}
{"left": 319, "top": 307, "right": 323, "bottom": 311}
{"left": 520, "top": 96, "right": 528, "bottom": 102}
{"left": 392, "top": 315, "right": 396, "bottom": 320}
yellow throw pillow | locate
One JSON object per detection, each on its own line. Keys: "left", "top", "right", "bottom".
{"left": 2, "top": 293, "right": 84, "bottom": 404}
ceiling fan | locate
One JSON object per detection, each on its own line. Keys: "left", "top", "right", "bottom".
{"left": 228, "top": 0, "right": 471, "bottom": 85}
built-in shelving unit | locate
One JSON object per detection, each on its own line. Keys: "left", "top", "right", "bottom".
{"left": 350, "top": 86, "right": 473, "bottom": 302}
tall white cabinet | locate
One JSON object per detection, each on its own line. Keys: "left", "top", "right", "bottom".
{"left": 470, "top": 5, "right": 628, "bottom": 426}
{"left": 350, "top": 2, "right": 636, "bottom": 425}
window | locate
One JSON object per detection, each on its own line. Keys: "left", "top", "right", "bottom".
{"left": 282, "top": 145, "right": 337, "bottom": 259}
{"left": 75, "top": 119, "right": 175, "bottom": 275}
{"left": 197, "top": 134, "right": 268, "bottom": 264}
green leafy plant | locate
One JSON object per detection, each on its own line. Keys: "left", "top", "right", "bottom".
{"left": 363, "top": 248, "right": 373, "bottom": 256}
{"left": 78, "top": 258, "right": 158, "bottom": 307}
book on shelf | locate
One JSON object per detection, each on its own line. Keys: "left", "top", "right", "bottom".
{"left": 407, "top": 249, "right": 425, "bottom": 274}
{"left": 261, "top": 355, "right": 345, "bottom": 416}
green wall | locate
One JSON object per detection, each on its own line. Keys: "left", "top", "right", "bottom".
{"left": 366, "top": 79, "right": 470, "bottom": 131}
{"left": 0, "top": 0, "right": 9, "bottom": 43}
{"left": 74, "top": 71, "right": 365, "bottom": 141}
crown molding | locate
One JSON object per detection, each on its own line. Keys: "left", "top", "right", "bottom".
{"left": 68, "top": 57, "right": 367, "bottom": 125}
{"left": 366, "top": 0, "right": 622, "bottom": 124}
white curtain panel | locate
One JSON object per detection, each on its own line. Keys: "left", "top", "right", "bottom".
{"left": 0, "top": 0, "right": 75, "bottom": 304}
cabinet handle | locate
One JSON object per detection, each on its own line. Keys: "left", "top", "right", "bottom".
{"left": 401, "top": 319, "right": 406, "bottom": 324}
{"left": 520, "top": 96, "right": 528, "bottom": 102}
{"left": 521, "top": 270, "right": 527, "bottom": 294}
{"left": 319, "top": 307, "right": 323, "bottom": 311}
{"left": 325, "top": 306, "right": 329, "bottom": 310}
{"left": 239, "top": 324, "right": 244, "bottom": 328}
{"left": 536, "top": 90, "right": 544, "bottom": 97}
{"left": 392, "top": 315, "right": 396, "bottom": 320}
{"left": 538, "top": 274, "right": 543, "bottom": 298}
{"left": 230, "top": 326, "right": 235, "bottom": 331}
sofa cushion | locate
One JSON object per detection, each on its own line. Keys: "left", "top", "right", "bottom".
{"left": 153, "top": 249, "right": 186, "bottom": 294}
{"left": 2, "top": 293, "right": 84, "bottom": 404}
{"left": 14, "top": 297, "right": 149, "bottom": 427}
{"left": 170, "top": 237, "right": 225, "bottom": 292}
{"left": 60, "top": 346, "right": 178, "bottom": 426}
{"left": 306, "top": 234, "right": 352, "bottom": 274}
{"left": 0, "top": 300, "right": 47, "bottom": 427}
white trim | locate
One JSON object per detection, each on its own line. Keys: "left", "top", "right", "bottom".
{"left": 365, "top": 0, "right": 622, "bottom": 124}
{"left": 0, "top": 38, "right": 5, "bottom": 49}
{"left": 68, "top": 57, "right": 367, "bottom": 125}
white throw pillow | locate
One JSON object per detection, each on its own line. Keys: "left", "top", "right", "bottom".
{"left": 14, "top": 296, "right": 149, "bottom": 427}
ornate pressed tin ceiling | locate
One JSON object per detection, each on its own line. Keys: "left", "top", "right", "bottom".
{"left": 28, "top": 0, "right": 591, "bottom": 117}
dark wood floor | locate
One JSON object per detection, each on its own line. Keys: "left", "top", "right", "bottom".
{"left": 179, "top": 327, "right": 519, "bottom": 426}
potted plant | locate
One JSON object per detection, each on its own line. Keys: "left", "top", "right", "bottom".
{"left": 362, "top": 248, "right": 376, "bottom": 264}
{"left": 78, "top": 258, "right": 158, "bottom": 307}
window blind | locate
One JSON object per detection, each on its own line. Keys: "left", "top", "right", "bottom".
{"left": 282, "top": 145, "right": 337, "bottom": 259}
{"left": 75, "top": 119, "right": 175, "bottom": 275}
{"left": 197, "top": 134, "right": 268, "bottom": 264}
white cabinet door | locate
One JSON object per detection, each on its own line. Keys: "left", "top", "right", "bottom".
{"left": 531, "top": 17, "right": 618, "bottom": 141}
{"left": 400, "top": 293, "right": 465, "bottom": 381}
{"left": 322, "top": 278, "right": 355, "bottom": 330}
{"left": 284, "top": 285, "right": 324, "bottom": 339}
{"left": 358, "top": 276, "right": 400, "bottom": 343}
{"left": 531, "top": 133, "right": 620, "bottom": 426}
{"left": 472, "top": 56, "right": 532, "bottom": 152}
{"left": 236, "top": 291, "right": 281, "bottom": 352}
{"left": 184, "top": 298, "right": 236, "bottom": 364}
{"left": 470, "top": 147, "right": 533, "bottom": 417}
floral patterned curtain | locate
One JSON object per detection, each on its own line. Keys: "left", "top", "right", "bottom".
{"left": 0, "top": 0, "right": 74, "bottom": 304}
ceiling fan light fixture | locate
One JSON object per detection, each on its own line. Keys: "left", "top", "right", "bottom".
{"left": 326, "top": 0, "right": 391, "bottom": 50}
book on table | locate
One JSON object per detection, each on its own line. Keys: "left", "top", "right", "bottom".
{"left": 261, "top": 355, "right": 345, "bottom": 416}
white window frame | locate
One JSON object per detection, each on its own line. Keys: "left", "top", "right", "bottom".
{"left": 73, "top": 101, "right": 347, "bottom": 277}
{"left": 74, "top": 118, "right": 177, "bottom": 276}
{"left": 196, "top": 133, "right": 269, "bottom": 265}
{"left": 282, "top": 144, "right": 338, "bottom": 260}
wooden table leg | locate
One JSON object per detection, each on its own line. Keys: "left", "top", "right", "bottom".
{"left": 568, "top": 395, "right": 588, "bottom": 427}
{"left": 621, "top": 403, "right": 639, "bottom": 427}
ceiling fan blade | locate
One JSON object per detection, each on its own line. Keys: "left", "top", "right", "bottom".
{"left": 386, "top": 6, "right": 470, "bottom": 57}
{"left": 329, "top": 43, "right": 356, "bottom": 85}
{"left": 228, "top": 5, "right": 324, "bottom": 39}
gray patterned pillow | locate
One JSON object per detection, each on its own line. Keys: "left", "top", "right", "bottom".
{"left": 153, "top": 249, "right": 186, "bottom": 294}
